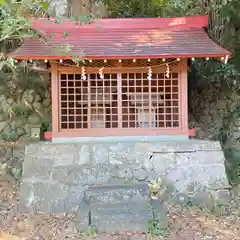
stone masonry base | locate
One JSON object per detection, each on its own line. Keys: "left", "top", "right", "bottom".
{"left": 19, "top": 140, "right": 229, "bottom": 231}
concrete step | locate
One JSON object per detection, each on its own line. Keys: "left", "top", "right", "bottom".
{"left": 90, "top": 201, "right": 152, "bottom": 233}
{"left": 84, "top": 183, "right": 149, "bottom": 204}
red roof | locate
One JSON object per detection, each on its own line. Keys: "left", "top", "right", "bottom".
{"left": 10, "top": 15, "right": 230, "bottom": 59}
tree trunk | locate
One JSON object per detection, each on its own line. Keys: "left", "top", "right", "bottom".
{"left": 67, "top": 0, "right": 108, "bottom": 18}
{"left": 68, "top": 0, "right": 91, "bottom": 17}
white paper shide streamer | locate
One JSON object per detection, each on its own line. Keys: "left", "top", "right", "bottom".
{"left": 99, "top": 67, "right": 104, "bottom": 79}
{"left": 81, "top": 66, "right": 86, "bottom": 80}
{"left": 147, "top": 67, "right": 152, "bottom": 80}
{"left": 165, "top": 64, "right": 170, "bottom": 78}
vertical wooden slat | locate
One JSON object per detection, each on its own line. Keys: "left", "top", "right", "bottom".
{"left": 87, "top": 74, "right": 91, "bottom": 129}
{"left": 66, "top": 74, "right": 69, "bottom": 129}
{"left": 80, "top": 74, "right": 83, "bottom": 128}
{"left": 171, "top": 73, "right": 173, "bottom": 128}
{"left": 117, "top": 73, "right": 122, "bottom": 128}
{"left": 134, "top": 73, "right": 137, "bottom": 128}
{"left": 50, "top": 62, "right": 59, "bottom": 138}
{"left": 148, "top": 75, "right": 152, "bottom": 128}
{"left": 110, "top": 74, "right": 112, "bottom": 128}
{"left": 180, "top": 60, "right": 188, "bottom": 134}
{"left": 163, "top": 72, "right": 166, "bottom": 128}
{"left": 73, "top": 74, "right": 76, "bottom": 129}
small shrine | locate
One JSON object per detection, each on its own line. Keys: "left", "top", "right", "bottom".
{"left": 10, "top": 15, "right": 230, "bottom": 141}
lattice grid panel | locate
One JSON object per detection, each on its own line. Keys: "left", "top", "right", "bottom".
{"left": 59, "top": 71, "right": 180, "bottom": 130}
{"left": 60, "top": 73, "right": 118, "bottom": 129}
{"left": 122, "top": 72, "right": 179, "bottom": 128}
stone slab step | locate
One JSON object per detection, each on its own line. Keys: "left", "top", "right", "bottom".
{"left": 89, "top": 233, "right": 148, "bottom": 240}
{"left": 90, "top": 201, "right": 152, "bottom": 233}
{"left": 84, "top": 183, "right": 149, "bottom": 204}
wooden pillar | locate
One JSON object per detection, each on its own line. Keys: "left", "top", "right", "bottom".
{"left": 117, "top": 73, "right": 122, "bottom": 128}
{"left": 50, "top": 62, "right": 59, "bottom": 138}
{"left": 180, "top": 59, "right": 188, "bottom": 134}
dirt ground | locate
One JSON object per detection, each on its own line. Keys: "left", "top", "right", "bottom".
{"left": 0, "top": 180, "right": 240, "bottom": 240}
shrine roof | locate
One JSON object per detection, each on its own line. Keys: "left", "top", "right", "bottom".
{"left": 10, "top": 15, "right": 231, "bottom": 59}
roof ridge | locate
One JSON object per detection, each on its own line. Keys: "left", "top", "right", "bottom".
{"left": 30, "top": 15, "right": 209, "bottom": 30}
{"left": 29, "top": 14, "right": 208, "bottom": 21}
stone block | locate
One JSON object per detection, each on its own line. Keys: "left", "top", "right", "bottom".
{"left": 52, "top": 165, "right": 81, "bottom": 183}
{"left": 19, "top": 180, "right": 34, "bottom": 212}
{"left": 29, "top": 125, "right": 41, "bottom": 139}
{"left": 211, "top": 189, "right": 231, "bottom": 205}
{"left": 165, "top": 162, "right": 229, "bottom": 193}
{"left": 54, "top": 147, "right": 78, "bottom": 166}
{"left": 184, "top": 180, "right": 206, "bottom": 195}
{"left": 23, "top": 156, "right": 54, "bottom": 180}
{"left": 233, "top": 131, "right": 240, "bottom": 139}
{"left": 134, "top": 142, "right": 178, "bottom": 153}
{"left": 134, "top": 152, "right": 152, "bottom": 164}
{"left": 25, "top": 143, "right": 78, "bottom": 165}
{"left": 92, "top": 144, "right": 109, "bottom": 164}
{"left": 108, "top": 143, "right": 135, "bottom": 165}
{"left": 115, "top": 166, "right": 133, "bottom": 179}
{"left": 188, "top": 164, "right": 228, "bottom": 189}
{"left": 84, "top": 183, "right": 149, "bottom": 204}
{"left": 44, "top": 182, "right": 69, "bottom": 212}
{"left": 133, "top": 169, "right": 148, "bottom": 181}
{"left": 194, "top": 140, "right": 222, "bottom": 151}
{"left": 76, "top": 144, "right": 91, "bottom": 165}
{"left": 30, "top": 181, "right": 49, "bottom": 212}
{"left": 109, "top": 151, "right": 133, "bottom": 165}
{"left": 65, "top": 204, "right": 79, "bottom": 215}
{"left": 191, "top": 192, "right": 215, "bottom": 211}
{"left": 94, "top": 234, "right": 148, "bottom": 240}
{"left": 174, "top": 151, "right": 226, "bottom": 169}
{"left": 68, "top": 185, "right": 88, "bottom": 205}
{"left": 152, "top": 153, "right": 176, "bottom": 173}
{"left": 145, "top": 170, "right": 158, "bottom": 182}
{"left": 174, "top": 140, "right": 222, "bottom": 152}
{"left": 53, "top": 165, "right": 111, "bottom": 185}
{"left": 90, "top": 201, "right": 151, "bottom": 233}
{"left": 20, "top": 180, "right": 70, "bottom": 213}
{"left": 172, "top": 192, "right": 192, "bottom": 207}
{"left": 76, "top": 201, "right": 90, "bottom": 231}
{"left": 107, "top": 178, "right": 128, "bottom": 185}
{"left": 108, "top": 142, "right": 134, "bottom": 152}
{"left": 80, "top": 165, "right": 111, "bottom": 185}
{"left": 189, "top": 151, "right": 225, "bottom": 165}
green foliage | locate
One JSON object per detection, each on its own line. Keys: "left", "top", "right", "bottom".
{"left": 0, "top": 0, "right": 97, "bottom": 145}
{"left": 149, "top": 179, "right": 167, "bottom": 199}
{"left": 189, "top": 59, "right": 240, "bottom": 90}
{"left": 104, "top": 0, "right": 208, "bottom": 18}
{"left": 225, "top": 149, "right": 240, "bottom": 186}
{"left": 71, "top": 13, "right": 96, "bottom": 24}
{"left": 0, "top": 125, "right": 24, "bottom": 141}
{"left": 148, "top": 218, "right": 168, "bottom": 237}
{"left": 81, "top": 227, "right": 97, "bottom": 239}
{"left": 189, "top": 58, "right": 240, "bottom": 184}
{"left": 40, "top": 119, "right": 51, "bottom": 134}
{"left": 0, "top": 155, "right": 23, "bottom": 180}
